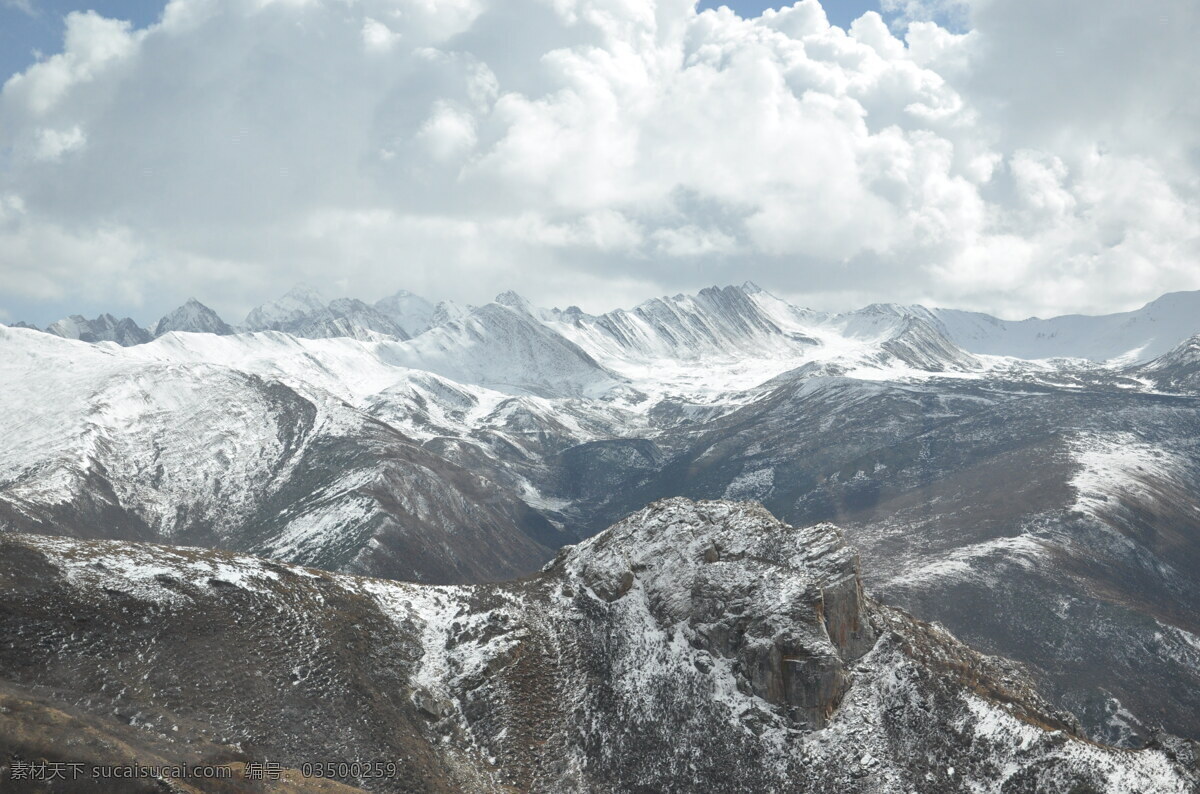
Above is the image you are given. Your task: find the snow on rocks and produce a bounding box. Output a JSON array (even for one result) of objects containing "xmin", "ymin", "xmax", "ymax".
[{"xmin": 1, "ymin": 498, "xmax": 1196, "ymax": 793}]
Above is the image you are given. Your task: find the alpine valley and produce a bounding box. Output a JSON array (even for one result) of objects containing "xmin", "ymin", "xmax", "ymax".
[{"xmin": 4, "ymin": 283, "xmax": 1200, "ymax": 792}]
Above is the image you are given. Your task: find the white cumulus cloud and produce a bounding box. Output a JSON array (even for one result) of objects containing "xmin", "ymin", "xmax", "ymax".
[{"xmin": 0, "ymin": 0, "xmax": 1196, "ymax": 324}]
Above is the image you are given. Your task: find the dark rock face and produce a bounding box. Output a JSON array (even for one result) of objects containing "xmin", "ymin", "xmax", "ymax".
[
  {"xmin": 1, "ymin": 500, "xmax": 1194, "ymax": 792},
  {"xmin": 555, "ymin": 438, "xmax": 663, "ymax": 500}
]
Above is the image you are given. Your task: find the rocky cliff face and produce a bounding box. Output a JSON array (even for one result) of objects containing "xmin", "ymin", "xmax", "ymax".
[
  {"xmin": 562, "ymin": 500, "xmax": 875, "ymax": 729},
  {"xmin": 1, "ymin": 499, "xmax": 1194, "ymax": 793}
]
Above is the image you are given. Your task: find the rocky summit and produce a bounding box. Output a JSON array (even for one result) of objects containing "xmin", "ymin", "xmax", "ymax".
[{"xmin": 2, "ymin": 499, "xmax": 1195, "ymax": 793}]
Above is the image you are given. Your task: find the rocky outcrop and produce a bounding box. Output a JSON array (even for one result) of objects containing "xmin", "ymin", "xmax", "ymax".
[
  {"xmin": 2, "ymin": 499, "xmax": 1194, "ymax": 793},
  {"xmin": 565, "ymin": 499, "xmax": 874, "ymax": 728}
]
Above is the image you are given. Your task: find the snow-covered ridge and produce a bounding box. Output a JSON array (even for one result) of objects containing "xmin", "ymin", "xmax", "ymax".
[
  {"xmin": 16, "ymin": 283, "xmax": 1200, "ymax": 364},
  {"xmin": 1134, "ymin": 333, "xmax": 1200, "ymax": 391},
  {"xmin": 929, "ymin": 290, "xmax": 1200, "ymax": 363}
]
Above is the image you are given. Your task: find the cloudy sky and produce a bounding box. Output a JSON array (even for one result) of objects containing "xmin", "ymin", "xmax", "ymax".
[{"xmin": 0, "ymin": 0, "xmax": 1196, "ymax": 327}]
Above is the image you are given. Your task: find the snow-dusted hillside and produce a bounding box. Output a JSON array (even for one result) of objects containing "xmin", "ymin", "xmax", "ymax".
[
  {"xmin": 929, "ymin": 290, "xmax": 1200, "ymax": 362},
  {"xmin": 1134, "ymin": 333, "xmax": 1200, "ymax": 390},
  {"xmin": 2, "ymin": 500, "xmax": 1193, "ymax": 793},
  {"xmin": 377, "ymin": 302, "xmax": 621, "ymax": 398},
  {"xmin": 0, "ymin": 326, "xmax": 570, "ymax": 584}
]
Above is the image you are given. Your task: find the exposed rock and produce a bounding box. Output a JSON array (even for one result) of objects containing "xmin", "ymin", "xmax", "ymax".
[
  {"xmin": 1, "ymin": 499, "xmax": 1194, "ymax": 793},
  {"xmin": 565, "ymin": 499, "xmax": 875, "ymax": 728}
]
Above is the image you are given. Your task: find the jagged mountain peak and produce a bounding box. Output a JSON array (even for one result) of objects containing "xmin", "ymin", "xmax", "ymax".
[
  {"xmin": 494, "ymin": 289, "xmax": 533, "ymax": 311},
  {"xmin": 546, "ymin": 282, "xmax": 802, "ymax": 368},
  {"xmin": 245, "ymin": 285, "xmax": 327, "ymax": 327},
  {"xmin": 555, "ymin": 304, "xmax": 590, "ymax": 322},
  {"xmin": 44, "ymin": 312, "xmax": 152, "ymax": 346},
  {"xmin": 153, "ymin": 298, "xmax": 233, "ymax": 337},
  {"xmin": 854, "ymin": 301, "xmax": 919, "ymax": 317},
  {"xmin": 282, "ymin": 283, "xmax": 326, "ymax": 303},
  {"xmin": 878, "ymin": 314, "xmax": 978, "ymax": 372},
  {"xmin": 29, "ymin": 285, "xmax": 1200, "ymax": 368},
  {"xmin": 245, "ymin": 286, "xmax": 410, "ymax": 341},
  {"xmin": 428, "ymin": 299, "xmax": 470, "ymax": 327}
]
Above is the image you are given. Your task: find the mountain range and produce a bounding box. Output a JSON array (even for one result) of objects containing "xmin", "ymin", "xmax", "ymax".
[
  {"xmin": 14, "ymin": 283, "xmax": 1200, "ymax": 363},
  {"xmin": 4, "ymin": 282, "xmax": 1200, "ymax": 789}
]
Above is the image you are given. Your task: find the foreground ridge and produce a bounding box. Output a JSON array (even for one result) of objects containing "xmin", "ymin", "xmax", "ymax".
[{"xmin": 1, "ymin": 499, "xmax": 1195, "ymax": 793}]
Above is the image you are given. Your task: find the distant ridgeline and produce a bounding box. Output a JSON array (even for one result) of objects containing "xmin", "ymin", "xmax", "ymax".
[{"xmin": 12, "ymin": 283, "xmax": 1200, "ymax": 363}]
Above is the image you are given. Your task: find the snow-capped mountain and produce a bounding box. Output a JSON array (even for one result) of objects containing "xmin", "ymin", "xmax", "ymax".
[
  {"xmin": 244, "ymin": 285, "xmax": 411, "ymax": 341},
  {"xmin": 45, "ymin": 313, "xmax": 152, "ymax": 346},
  {"xmin": 0, "ymin": 325, "xmax": 570, "ymax": 584},
  {"xmin": 4, "ymin": 313, "xmax": 153, "ymax": 345},
  {"xmin": 928, "ymin": 290, "xmax": 1200, "ymax": 362},
  {"xmin": 5, "ymin": 282, "xmax": 1200, "ymax": 755},
  {"xmin": 374, "ymin": 288, "xmax": 438, "ymax": 337},
  {"xmin": 2, "ymin": 500, "xmax": 1193, "ymax": 793},
  {"xmin": 378, "ymin": 301, "xmax": 622, "ymax": 397},
  {"xmin": 152, "ymin": 297, "xmax": 234, "ymax": 337},
  {"xmin": 24, "ymin": 283, "xmax": 1200, "ymax": 366},
  {"xmin": 545, "ymin": 283, "xmax": 806, "ymax": 361}
]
